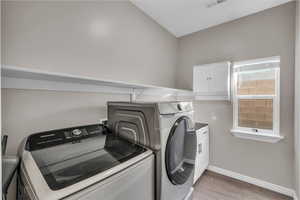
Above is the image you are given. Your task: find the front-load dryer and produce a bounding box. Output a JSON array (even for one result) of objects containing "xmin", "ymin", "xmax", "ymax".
[
  {"xmin": 107, "ymin": 101, "xmax": 197, "ymax": 200},
  {"xmin": 157, "ymin": 102, "xmax": 196, "ymax": 200}
]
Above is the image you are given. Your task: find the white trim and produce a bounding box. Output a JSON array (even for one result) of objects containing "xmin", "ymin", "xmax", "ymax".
[
  {"xmin": 1, "ymin": 65, "xmax": 194, "ymax": 97},
  {"xmin": 295, "ymin": 0, "xmax": 300, "ymax": 198},
  {"xmin": 236, "ymin": 95, "xmax": 275, "ymax": 99},
  {"xmin": 231, "ymin": 129, "xmax": 284, "ymax": 143},
  {"xmin": 234, "ymin": 126, "xmax": 274, "ymax": 135},
  {"xmin": 275, "ymin": 67, "xmax": 281, "ymax": 139},
  {"xmin": 207, "ymin": 165, "xmax": 296, "ymax": 198},
  {"xmin": 2, "ymin": 77, "xmax": 132, "ymax": 94},
  {"xmin": 232, "ymin": 57, "xmax": 281, "ymax": 139},
  {"xmin": 195, "ymin": 95, "xmax": 230, "ymax": 101},
  {"xmin": 233, "ymin": 56, "xmax": 280, "ymax": 68}
]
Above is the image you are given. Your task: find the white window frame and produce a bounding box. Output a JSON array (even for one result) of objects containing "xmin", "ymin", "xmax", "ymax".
[{"xmin": 231, "ymin": 56, "xmax": 283, "ymax": 143}]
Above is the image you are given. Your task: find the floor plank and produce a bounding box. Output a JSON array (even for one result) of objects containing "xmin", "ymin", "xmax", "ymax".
[{"xmin": 193, "ymin": 171, "xmax": 293, "ymax": 200}]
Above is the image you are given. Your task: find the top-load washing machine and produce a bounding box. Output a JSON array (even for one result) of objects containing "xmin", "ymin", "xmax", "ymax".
[
  {"xmin": 107, "ymin": 101, "xmax": 197, "ymax": 200},
  {"xmin": 18, "ymin": 124, "xmax": 155, "ymax": 200}
]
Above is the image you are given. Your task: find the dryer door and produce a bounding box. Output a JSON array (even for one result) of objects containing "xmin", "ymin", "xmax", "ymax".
[{"xmin": 165, "ymin": 116, "xmax": 196, "ymax": 185}]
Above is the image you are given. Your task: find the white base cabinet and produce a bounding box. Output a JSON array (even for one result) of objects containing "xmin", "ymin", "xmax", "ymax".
[{"xmin": 194, "ymin": 125, "xmax": 209, "ymax": 184}]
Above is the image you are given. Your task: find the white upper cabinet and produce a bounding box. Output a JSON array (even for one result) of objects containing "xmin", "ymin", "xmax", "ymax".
[{"xmin": 193, "ymin": 62, "xmax": 231, "ymax": 100}]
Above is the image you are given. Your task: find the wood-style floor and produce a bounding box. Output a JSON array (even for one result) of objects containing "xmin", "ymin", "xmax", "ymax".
[{"xmin": 193, "ymin": 171, "xmax": 292, "ymax": 200}]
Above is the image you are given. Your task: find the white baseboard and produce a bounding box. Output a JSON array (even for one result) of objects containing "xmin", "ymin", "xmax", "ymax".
[{"xmin": 207, "ymin": 165, "xmax": 297, "ymax": 199}]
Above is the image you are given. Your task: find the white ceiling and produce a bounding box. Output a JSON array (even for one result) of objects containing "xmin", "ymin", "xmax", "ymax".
[{"xmin": 131, "ymin": 0, "xmax": 294, "ymax": 37}]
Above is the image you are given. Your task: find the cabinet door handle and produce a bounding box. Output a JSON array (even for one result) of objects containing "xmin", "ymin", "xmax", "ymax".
[{"xmin": 198, "ymin": 143, "xmax": 202, "ymax": 154}]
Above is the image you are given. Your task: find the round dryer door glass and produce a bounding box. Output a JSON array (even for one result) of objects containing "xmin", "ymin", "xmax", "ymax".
[{"xmin": 165, "ymin": 116, "xmax": 196, "ymax": 185}]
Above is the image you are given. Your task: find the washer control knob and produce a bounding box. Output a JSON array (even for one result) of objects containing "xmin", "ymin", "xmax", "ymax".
[{"xmin": 72, "ymin": 129, "xmax": 82, "ymax": 137}]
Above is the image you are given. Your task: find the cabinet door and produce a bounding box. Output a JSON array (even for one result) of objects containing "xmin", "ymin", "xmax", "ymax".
[
  {"xmin": 193, "ymin": 66, "xmax": 210, "ymax": 94},
  {"xmin": 209, "ymin": 63, "xmax": 230, "ymax": 96},
  {"xmin": 194, "ymin": 133, "xmax": 201, "ymax": 183},
  {"xmin": 194, "ymin": 128, "xmax": 209, "ymax": 184},
  {"xmin": 196, "ymin": 136, "xmax": 207, "ymax": 171},
  {"xmin": 200, "ymin": 129, "xmax": 209, "ymax": 168},
  {"xmin": 193, "ymin": 152, "xmax": 200, "ymax": 184}
]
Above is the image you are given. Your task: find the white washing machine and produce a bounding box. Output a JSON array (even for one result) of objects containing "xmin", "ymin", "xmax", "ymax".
[
  {"xmin": 18, "ymin": 124, "xmax": 155, "ymax": 200},
  {"xmin": 108, "ymin": 101, "xmax": 197, "ymax": 200}
]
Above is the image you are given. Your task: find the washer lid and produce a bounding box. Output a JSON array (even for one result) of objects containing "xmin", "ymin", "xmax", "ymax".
[{"xmin": 29, "ymin": 133, "xmax": 147, "ymax": 190}]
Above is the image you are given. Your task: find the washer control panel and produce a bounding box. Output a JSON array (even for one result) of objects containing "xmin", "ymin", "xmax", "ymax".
[{"xmin": 26, "ymin": 124, "xmax": 104, "ymax": 151}]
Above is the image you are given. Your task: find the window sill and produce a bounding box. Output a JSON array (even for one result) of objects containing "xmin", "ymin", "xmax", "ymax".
[{"xmin": 230, "ymin": 129, "xmax": 284, "ymax": 143}]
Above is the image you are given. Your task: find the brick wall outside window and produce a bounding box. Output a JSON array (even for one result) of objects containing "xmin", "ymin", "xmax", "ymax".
[
  {"xmin": 237, "ymin": 79, "xmax": 275, "ymax": 130},
  {"xmin": 238, "ymin": 79, "xmax": 275, "ymax": 95}
]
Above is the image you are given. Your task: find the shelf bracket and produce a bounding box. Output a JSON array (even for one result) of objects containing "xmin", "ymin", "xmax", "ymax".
[{"xmin": 130, "ymin": 88, "xmax": 136, "ymax": 102}]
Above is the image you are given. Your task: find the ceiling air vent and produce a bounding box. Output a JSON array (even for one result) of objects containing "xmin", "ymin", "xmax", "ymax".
[{"xmin": 206, "ymin": 0, "xmax": 227, "ymax": 8}]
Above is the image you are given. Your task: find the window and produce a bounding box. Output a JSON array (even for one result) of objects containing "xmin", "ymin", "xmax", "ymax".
[{"xmin": 231, "ymin": 57, "xmax": 282, "ymax": 143}]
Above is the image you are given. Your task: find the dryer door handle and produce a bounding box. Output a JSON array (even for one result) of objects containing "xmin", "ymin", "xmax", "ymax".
[{"xmin": 198, "ymin": 143, "xmax": 202, "ymax": 154}]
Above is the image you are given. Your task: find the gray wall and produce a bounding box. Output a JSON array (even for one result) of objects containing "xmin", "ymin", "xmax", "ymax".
[
  {"xmin": 1, "ymin": 89, "xmax": 125, "ymax": 200},
  {"xmin": 1, "ymin": 89, "xmax": 176, "ymax": 200},
  {"xmin": 1, "ymin": 89, "xmax": 175, "ymax": 155},
  {"xmin": 1, "ymin": 89, "xmax": 127, "ymax": 155},
  {"xmin": 1, "ymin": 0, "xmax": 297, "ymax": 198},
  {"xmin": 1, "ymin": 1, "xmax": 178, "ymax": 88},
  {"xmin": 1, "ymin": 0, "xmax": 179, "ymax": 154},
  {"xmin": 1, "ymin": 1, "xmax": 178, "ymax": 199},
  {"xmin": 177, "ymin": 2, "xmax": 296, "ymax": 189},
  {"xmin": 295, "ymin": 0, "xmax": 300, "ymax": 197}
]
